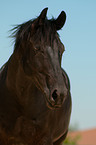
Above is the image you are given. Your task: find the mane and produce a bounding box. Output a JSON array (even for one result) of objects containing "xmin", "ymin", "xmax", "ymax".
[
  {"xmin": 10, "ymin": 19, "xmax": 35, "ymax": 50},
  {"xmin": 10, "ymin": 17, "xmax": 58, "ymax": 51}
]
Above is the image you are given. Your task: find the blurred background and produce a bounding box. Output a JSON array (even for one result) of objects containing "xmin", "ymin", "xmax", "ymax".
[{"xmin": 0, "ymin": 0, "xmax": 96, "ymax": 133}]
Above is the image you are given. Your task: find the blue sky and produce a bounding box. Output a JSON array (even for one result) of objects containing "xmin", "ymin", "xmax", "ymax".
[{"xmin": 0, "ymin": 0, "xmax": 96, "ymax": 130}]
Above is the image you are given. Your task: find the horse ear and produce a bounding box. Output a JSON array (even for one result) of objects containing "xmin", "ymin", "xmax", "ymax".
[
  {"xmin": 54, "ymin": 11, "xmax": 66, "ymax": 30},
  {"xmin": 38, "ymin": 8, "xmax": 48, "ymax": 25},
  {"xmin": 31, "ymin": 8, "xmax": 48, "ymax": 30}
]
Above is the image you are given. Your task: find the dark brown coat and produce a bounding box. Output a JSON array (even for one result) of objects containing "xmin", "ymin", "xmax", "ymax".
[{"xmin": 0, "ymin": 8, "xmax": 71, "ymax": 145}]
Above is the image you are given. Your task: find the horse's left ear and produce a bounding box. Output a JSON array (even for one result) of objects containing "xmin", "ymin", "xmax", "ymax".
[
  {"xmin": 38, "ymin": 7, "xmax": 48, "ymax": 25},
  {"xmin": 54, "ymin": 11, "xmax": 66, "ymax": 30}
]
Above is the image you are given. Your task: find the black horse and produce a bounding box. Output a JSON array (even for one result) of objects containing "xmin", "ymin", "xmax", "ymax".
[{"xmin": 0, "ymin": 8, "xmax": 71, "ymax": 145}]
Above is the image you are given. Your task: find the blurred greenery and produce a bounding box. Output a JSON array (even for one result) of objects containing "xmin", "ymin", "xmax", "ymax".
[
  {"xmin": 63, "ymin": 135, "xmax": 80, "ymax": 145},
  {"xmin": 63, "ymin": 124, "xmax": 80, "ymax": 145}
]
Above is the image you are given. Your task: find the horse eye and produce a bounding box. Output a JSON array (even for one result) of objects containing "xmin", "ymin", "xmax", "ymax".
[
  {"xmin": 35, "ymin": 46, "xmax": 44, "ymax": 55},
  {"xmin": 33, "ymin": 46, "xmax": 41, "ymax": 55},
  {"xmin": 35, "ymin": 46, "xmax": 40, "ymax": 51}
]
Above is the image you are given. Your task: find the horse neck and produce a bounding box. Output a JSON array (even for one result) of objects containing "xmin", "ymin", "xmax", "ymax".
[
  {"xmin": 6, "ymin": 52, "xmax": 20, "ymax": 94},
  {"xmin": 6, "ymin": 52, "xmax": 34, "ymax": 106}
]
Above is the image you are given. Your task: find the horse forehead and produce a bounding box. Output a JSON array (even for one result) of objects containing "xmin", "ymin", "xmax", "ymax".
[{"xmin": 44, "ymin": 46, "xmax": 59, "ymax": 61}]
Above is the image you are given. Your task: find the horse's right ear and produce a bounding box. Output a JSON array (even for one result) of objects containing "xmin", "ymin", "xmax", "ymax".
[{"xmin": 38, "ymin": 8, "xmax": 48, "ymax": 25}]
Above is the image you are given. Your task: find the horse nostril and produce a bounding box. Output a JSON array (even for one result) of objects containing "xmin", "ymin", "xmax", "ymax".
[{"xmin": 52, "ymin": 89, "xmax": 58, "ymax": 101}]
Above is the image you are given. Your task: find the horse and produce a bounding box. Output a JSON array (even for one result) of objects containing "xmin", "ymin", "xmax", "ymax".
[{"xmin": 0, "ymin": 8, "xmax": 72, "ymax": 145}]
